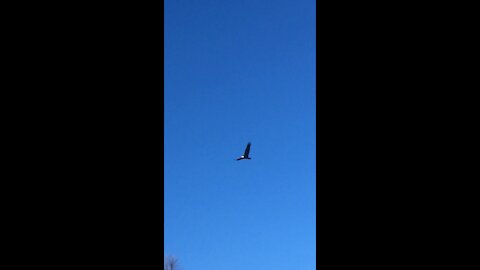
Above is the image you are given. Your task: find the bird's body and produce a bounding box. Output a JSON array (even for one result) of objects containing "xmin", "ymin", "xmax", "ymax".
[{"xmin": 236, "ymin": 143, "xmax": 252, "ymax": 160}]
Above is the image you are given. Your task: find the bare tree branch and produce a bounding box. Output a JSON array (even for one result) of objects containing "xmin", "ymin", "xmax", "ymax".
[{"xmin": 164, "ymin": 255, "xmax": 179, "ymax": 270}]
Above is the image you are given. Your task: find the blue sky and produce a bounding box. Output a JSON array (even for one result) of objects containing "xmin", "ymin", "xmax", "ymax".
[{"xmin": 164, "ymin": 0, "xmax": 315, "ymax": 269}]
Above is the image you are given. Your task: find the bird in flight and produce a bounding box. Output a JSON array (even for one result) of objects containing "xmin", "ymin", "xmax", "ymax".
[{"xmin": 236, "ymin": 142, "xmax": 252, "ymax": 161}]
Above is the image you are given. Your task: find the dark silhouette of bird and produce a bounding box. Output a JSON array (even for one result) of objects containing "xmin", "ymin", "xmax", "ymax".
[{"xmin": 236, "ymin": 142, "xmax": 252, "ymax": 161}]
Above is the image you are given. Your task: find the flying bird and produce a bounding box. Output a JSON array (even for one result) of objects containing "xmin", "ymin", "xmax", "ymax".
[{"xmin": 236, "ymin": 142, "xmax": 252, "ymax": 161}]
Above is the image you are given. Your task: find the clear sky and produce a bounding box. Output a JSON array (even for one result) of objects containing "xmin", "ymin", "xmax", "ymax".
[{"xmin": 164, "ymin": 0, "xmax": 316, "ymax": 269}]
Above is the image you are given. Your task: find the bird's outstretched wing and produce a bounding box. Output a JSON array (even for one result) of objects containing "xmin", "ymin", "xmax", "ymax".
[{"xmin": 243, "ymin": 142, "xmax": 251, "ymax": 157}]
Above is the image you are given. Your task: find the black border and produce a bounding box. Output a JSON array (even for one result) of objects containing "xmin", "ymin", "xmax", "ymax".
[
  {"xmin": 317, "ymin": 2, "xmax": 459, "ymax": 267},
  {"xmin": 22, "ymin": 1, "xmax": 167, "ymax": 267}
]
